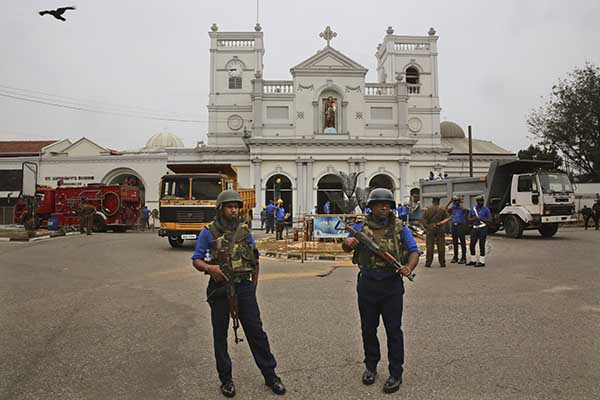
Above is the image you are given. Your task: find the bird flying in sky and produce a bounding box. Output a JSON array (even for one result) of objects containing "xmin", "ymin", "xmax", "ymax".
[{"xmin": 39, "ymin": 6, "xmax": 76, "ymax": 22}]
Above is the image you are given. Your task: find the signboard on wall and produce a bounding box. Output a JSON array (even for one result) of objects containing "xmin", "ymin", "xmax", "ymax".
[
  {"xmin": 44, "ymin": 175, "xmax": 95, "ymax": 187},
  {"xmin": 313, "ymin": 216, "xmax": 349, "ymax": 239}
]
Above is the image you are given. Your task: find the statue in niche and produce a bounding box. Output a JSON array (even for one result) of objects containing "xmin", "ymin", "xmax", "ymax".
[{"xmin": 323, "ymin": 96, "xmax": 337, "ymax": 133}]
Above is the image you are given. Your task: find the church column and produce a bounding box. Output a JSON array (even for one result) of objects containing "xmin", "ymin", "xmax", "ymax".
[
  {"xmin": 296, "ymin": 159, "xmax": 304, "ymax": 218},
  {"xmin": 306, "ymin": 160, "xmax": 314, "ymax": 211},
  {"xmin": 396, "ymin": 74, "xmax": 409, "ymax": 138},
  {"xmin": 252, "ymin": 73, "xmax": 264, "ymax": 136},
  {"xmin": 312, "ymin": 101, "xmax": 319, "ymax": 133},
  {"xmin": 399, "ymin": 159, "xmax": 410, "ymax": 202},
  {"xmin": 359, "ymin": 160, "xmax": 367, "ymax": 188},
  {"xmin": 251, "ymin": 158, "xmax": 263, "ymax": 226}
]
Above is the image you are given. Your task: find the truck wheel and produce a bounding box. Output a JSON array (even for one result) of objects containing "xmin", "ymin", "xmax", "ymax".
[
  {"xmin": 92, "ymin": 215, "xmax": 107, "ymax": 232},
  {"xmin": 503, "ymin": 215, "xmax": 524, "ymax": 238},
  {"xmin": 168, "ymin": 236, "xmax": 184, "ymax": 248},
  {"xmin": 539, "ymin": 223, "xmax": 559, "ymax": 238}
]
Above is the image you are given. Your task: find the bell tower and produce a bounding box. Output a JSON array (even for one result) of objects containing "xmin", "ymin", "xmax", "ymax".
[{"xmin": 207, "ymin": 23, "xmax": 265, "ymax": 145}]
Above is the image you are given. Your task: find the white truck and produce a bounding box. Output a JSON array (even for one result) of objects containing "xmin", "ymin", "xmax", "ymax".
[{"xmin": 419, "ymin": 160, "xmax": 577, "ymax": 238}]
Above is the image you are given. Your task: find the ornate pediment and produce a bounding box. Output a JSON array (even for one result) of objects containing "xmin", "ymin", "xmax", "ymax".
[{"xmin": 290, "ymin": 46, "xmax": 368, "ymax": 77}]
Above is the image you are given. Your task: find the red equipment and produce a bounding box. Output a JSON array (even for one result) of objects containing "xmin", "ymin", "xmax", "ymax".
[{"xmin": 14, "ymin": 184, "xmax": 141, "ymax": 232}]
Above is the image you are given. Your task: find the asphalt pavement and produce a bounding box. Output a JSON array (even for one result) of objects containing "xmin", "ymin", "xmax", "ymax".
[{"xmin": 1, "ymin": 228, "xmax": 599, "ymax": 400}]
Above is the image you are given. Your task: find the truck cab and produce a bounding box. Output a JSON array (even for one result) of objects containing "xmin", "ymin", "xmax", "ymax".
[
  {"xmin": 158, "ymin": 164, "xmax": 255, "ymax": 248},
  {"xmin": 499, "ymin": 171, "xmax": 576, "ymax": 237}
]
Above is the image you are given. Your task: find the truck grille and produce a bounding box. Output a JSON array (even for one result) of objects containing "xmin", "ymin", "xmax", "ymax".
[
  {"xmin": 543, "ymin": 204, "xmax": 574, "ymax": 215},
  {"xmin": 160, "ymin": 206, "xmax": 216, "ymax": 223}
]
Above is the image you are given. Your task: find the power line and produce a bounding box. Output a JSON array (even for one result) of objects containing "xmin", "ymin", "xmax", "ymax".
[
  {"xmin": 0, "ymin": 83, "xmax": 187, "ymax": 117},
  {"xmin": 0, "ymin": 91, "xmax": 253, "ymax": 124}
]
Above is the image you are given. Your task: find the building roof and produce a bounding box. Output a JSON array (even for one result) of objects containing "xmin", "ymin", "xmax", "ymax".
[
  {"xmin": 144, "ymin": 132, "xmax": 184, "ymax": 149},
  {"xmin": 0, "ymin": 140, "xmax": 58, "ymax": 156},
  {"xmin": 440, "ymin": 121, "xmax": 465, "ymax": 138},
  {"xmin": 442, "ymin": 138, "xmax": 514, "ymax": 155}
]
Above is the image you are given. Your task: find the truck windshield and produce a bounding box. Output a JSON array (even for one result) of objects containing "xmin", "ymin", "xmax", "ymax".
[
  {"xmin": 161, "ymin": 178, "xmax": 190, "ymax": 199},
  {"xmin": 192, "ymin": 177, "xmax": 222, "ymax": 200},
  {"xmin": 538, "ymin": 173, "xmax": 573, "ymax": 194}
]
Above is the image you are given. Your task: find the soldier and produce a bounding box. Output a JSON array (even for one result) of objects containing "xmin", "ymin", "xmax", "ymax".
[
  {"xmin": 467, "ymin": 195, "xmax": 492, "ymax": 267},
  {"xmin": 342, "ymin": 188, "xmax": 420, "ymax": 394},
  {"xmin": 191, "ymin": 190, "xmax": 285, "ymax": 398},
  {"xmin": 446, "ymin": 196, "xmax": 467, "ymax": 264},
  {"xmin": 78, "ymin": 197, "xmax": 95, "ymax": 235},
  {"xmin": 422, "ymin": 197, "xmax": 450, "ymax": 268}
]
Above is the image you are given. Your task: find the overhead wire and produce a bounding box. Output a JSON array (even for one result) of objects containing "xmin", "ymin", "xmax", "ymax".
[{"xmin": 0, "ymin": 88, "xmax": 254, "ymax": 124}]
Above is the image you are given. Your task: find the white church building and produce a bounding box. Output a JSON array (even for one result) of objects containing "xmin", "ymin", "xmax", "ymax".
[
  {"xmin": 168, "ymin": 24, "xmax": 514, "ymax": 219},
  {"xmin": 0, "ymin": 25, "xmax": 514, "ymax": 224}
]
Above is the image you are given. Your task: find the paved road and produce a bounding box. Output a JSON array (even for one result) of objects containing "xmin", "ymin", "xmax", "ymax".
[{"xmin": 1, "ymin": 228, "xmax": 599, "ymax": 400}]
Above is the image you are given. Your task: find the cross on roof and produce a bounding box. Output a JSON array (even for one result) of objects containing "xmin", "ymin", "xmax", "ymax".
[{"xmin": 319, "ymin": 26, "xmax": 337, "ymax": 47}]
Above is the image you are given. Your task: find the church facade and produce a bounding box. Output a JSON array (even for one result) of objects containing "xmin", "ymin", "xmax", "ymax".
[{"xmin": 168, "ymin": 24, "xmax": 514, "ymax": 221}]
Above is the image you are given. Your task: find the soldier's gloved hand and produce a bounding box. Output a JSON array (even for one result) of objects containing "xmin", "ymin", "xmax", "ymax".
[
  {"xmin": 343, "ymin": 237, "xmax": 360, "ymax": 249},
  {"xmin": 205, "ymin": 265, "xmax": 229, "ymax": 283}
]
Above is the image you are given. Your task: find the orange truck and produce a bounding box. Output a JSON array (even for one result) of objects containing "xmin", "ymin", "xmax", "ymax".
[{"xmin": 158, "ymin": 164, "xmax": 255, "ymax": 247}]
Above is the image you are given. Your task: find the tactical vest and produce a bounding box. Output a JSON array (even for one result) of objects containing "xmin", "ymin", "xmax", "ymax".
[
  {"xmin": 207, "ymin": 221, "xmax": 257, "ymax": 279},
  {"xmin": 352, "ymin": 217, "xmax": 409, "ymax": 273}
]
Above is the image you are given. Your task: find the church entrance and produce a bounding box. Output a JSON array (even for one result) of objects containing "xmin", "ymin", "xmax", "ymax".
[
  {"xmin": 317, "ymin": 174, "xmax": 343, "ymax": 213},
  {"xmin": 369, "ymin": 174, "xmax": 395, "ymax": 190},
  {"xmin": 265, "ymin": 174, "xmax": 293, "ymax": 216}
]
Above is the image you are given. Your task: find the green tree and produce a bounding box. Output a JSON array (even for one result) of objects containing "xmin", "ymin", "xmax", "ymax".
[
  {"xmin": 517, "ymin": 144, "xmax": 563, "ymax": 170},
  {"xmin": 527, "ymin": 63, "xmax": 600, "ymax": 182}
]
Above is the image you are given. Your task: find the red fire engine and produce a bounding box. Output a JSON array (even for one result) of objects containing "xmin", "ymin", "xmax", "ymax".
[{"xmin": 14, "ymin": 184, "xmax": 141, "ymax": 232}]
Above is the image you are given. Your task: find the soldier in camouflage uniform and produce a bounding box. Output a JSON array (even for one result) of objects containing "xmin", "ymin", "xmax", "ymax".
[
  {"xmin": 342, "ymin": 188, "xmax": 420, "ymax": 394},
  {"xmin": 422, "ymin": 197, "xmax": 450, "ymax": 268},
  {"xmin": 78, "ymin": 198, "xmax": 96, "ymax": 235},
  {"xmin": 191, "ymin": 190, "xmax": 285, "ymax": 398}
]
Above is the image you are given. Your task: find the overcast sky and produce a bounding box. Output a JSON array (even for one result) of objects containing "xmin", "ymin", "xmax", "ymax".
[{"xmin": 1, "ymin": 0, "xmax": 599, "ymax": 152}]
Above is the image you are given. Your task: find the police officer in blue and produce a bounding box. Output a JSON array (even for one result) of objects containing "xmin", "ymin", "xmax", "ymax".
[
  {"xmin": 191, "ymin": 190, "xmax": 286, "ymax": 397},
  {"xmin": 396, "ymin": 202, "xmax": 409, "ymax": 223},
  {"xmin": 265, "ymin": 200, "xmax": 276, "ymax": 234},
  {"xmin": 467, "ymin": 194, "xmax": 492, "ymax": 267},
  {"xmin": 342, "ymin": 188, "xmax": 420, "ymax": 394},
  {"xmin": 445, "ymin": 195, "xmax": 467, "ymax": 264}
]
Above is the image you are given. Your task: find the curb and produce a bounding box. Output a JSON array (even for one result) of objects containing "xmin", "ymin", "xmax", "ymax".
[{"xmin": 0, "ymin": 231, "xmax": 82, "ymax": 243}]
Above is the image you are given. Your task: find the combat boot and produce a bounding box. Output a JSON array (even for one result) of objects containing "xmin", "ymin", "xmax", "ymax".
[
  {"xmin": 458, "ymin": 257, "xmax": 466, "ymax": 264},
  {"xmin": 265, "ymin": 376, "xmax": 286, "ymax": 395},
  {"xmin": 466, "ymin": 254, "xmax": 476, "ymax": 266},
  {"xmin": 362, "ymin": 369, "xmax": 377, "ymax": 385},
  {"xmin": 382, "ymin": 376, "xmax": 402, "ymax": 393},
  {"xmin": 450, "ymin": 257, "xmax": 458, "ymax": 263},
  {"xmin": 475, "ymin": 256, "xmax": 486, "ymax": 267},
  {"xmin": 220, "ymin": 381, "xmax": 236, "ymax": 398}
]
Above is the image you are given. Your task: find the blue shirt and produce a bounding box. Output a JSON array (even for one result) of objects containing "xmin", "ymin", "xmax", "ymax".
[
  {"xmin": 191, "ymin": 226, "xmax": 257, "ymax": 260},
  {"xmin": 266, "ymin": 204, "xmax": 276, "ymax": 216},
  {"xmin": 276, "ymin": 207, "xmax": 285, "ymax": 221},
  {"xmin": 469, "ymin": 205, "xmax": 492, "ymax": 223},
  {"xmin": 397, "ymin": 205, "xmax": 408, "ymax": 217},
  {"xmin": 324, "ymin": 203, "xmax": 331, "ymax": 214},
  {"xmin": 142, "ymin": 208, "xmax": 151, "ymax": 218},
  {"xmin": 449, "ymin": 204, "xmax": 467, "ymax": 224}
]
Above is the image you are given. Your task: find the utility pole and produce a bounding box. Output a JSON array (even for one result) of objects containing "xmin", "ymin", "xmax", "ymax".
[{"xmin": 468, "ymin": 125, "xmax": 473, "ymax": 177}]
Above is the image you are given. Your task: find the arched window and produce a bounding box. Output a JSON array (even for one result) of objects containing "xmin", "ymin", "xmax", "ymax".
[
  {"xmin": 369, "ymin": 174, "xmax": 395, "ymax": 190},
  {"xmin": 406, "ymin": 67, "xmax": 419, "ymax": 85},
  {"xmin": 317, "ymin": 174, "xmax": 343, "ymax": 213},
  {"xmin": 265, "ymin": 174, "xmax": 293, "ymax": 215}
]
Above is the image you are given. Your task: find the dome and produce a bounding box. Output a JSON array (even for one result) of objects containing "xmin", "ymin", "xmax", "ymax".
[
  {"xmin": 144, "ymin": 132, "xmax": 184, "ymax": 149},
  {"xmin": 440, "ymin": 121, "xmax": 465, "ymax": 138}
]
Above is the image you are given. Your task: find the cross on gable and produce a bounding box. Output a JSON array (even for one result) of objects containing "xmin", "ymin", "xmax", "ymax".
[{"xmin": 319, "ymin": 26, "xmax": 337, "ymax": 47}]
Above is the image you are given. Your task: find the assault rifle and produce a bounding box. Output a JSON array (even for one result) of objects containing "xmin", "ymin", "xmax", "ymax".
[
  {"xmin": 214, "ymin": 236, "xmax": 244, "ymax": 344},
  {"xmin": 337, "ymin": 218, "xmax": 416, "ymax": 281}
]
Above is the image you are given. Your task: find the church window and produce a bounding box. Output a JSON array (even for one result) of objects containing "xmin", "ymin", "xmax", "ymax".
[
  {"xmin": 406, "ymin": 67, "xmax": 419, "ymax": 84},
  {"xmin": 228, "ymin": 77, "xmax": 242, "ymax": 89}
]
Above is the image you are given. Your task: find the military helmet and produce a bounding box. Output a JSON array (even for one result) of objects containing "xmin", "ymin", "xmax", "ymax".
[
  {"xmin": 475, "ymin": 195, "xmax": 485, "ymax": 201},
  {"xmin": 366, "ymin": 188, "xmax": 396, "ymax": 208},
  {"xmin": 216, "ymin": 190, "xmax": 243, "ymax": 209}
]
